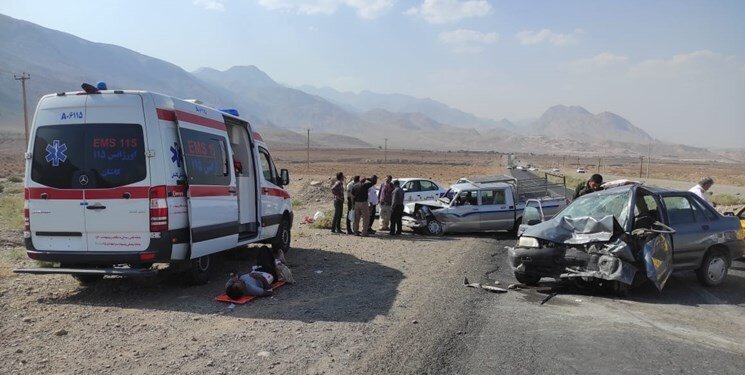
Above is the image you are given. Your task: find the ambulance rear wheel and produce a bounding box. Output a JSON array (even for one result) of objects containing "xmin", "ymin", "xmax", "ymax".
[
  {"xmin": 272, "ymin": 218, "xmax": 291, "ymax": 254},
  {"xmin": 186, "ymin": 255, "xmax": 212, "ymax": 285}
]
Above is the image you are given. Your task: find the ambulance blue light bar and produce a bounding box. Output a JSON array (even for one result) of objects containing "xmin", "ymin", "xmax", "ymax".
[{"xmin": 219, "ymin": 108, "xmax": 240, "ymax": 116}]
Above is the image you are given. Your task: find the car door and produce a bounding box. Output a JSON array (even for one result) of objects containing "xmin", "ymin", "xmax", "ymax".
[
  {"xmin": 479, "ymin": 188, "xmax": 514, "ymax": 231},
  {"xmin": 174, "ymin": 103, "xmax": 239, "ymax": 258},
  {"xmin": 83, "ymin": 94, "xmax": 151, "ymax": 252},
  {"xmin": 447, "ymin": 190, "xmax": 480, "ymax": 232},
  {"xmin": 419, "ymin": 180, "xmax": 440, "ymax": 201},
  {"xmin": 403, "ymin": 180, "xmax": 422, "ymax": 203},
  {"xmin": 661, "ymin": 194, "xmax": 714, "ymax": 269}
]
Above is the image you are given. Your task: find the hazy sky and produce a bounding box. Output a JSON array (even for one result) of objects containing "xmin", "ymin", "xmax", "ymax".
[{"xmin": 1, "ymin": 1, "xmax": 744, "ymax": 148}]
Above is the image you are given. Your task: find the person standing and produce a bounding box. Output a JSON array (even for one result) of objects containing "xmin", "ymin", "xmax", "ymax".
[
  {"xmin": 368, "ymin": 178, "xmax": 380, "ymax": 234},
  {"xmin": 573, "ymin": 174, "xmax": 604, "ymax": 199},
  {"xmin": 689, "ymin": 177, "xmax": 716, "ymax": 207},
  {"xmin": 330, "ymin": 172, "xmax": 345, "ymax": 233},
  {"xmin": 345, "ymin": 176, "xmax": 359, "ymax": 234},
  {"xmin": 390, "ymin": 180, "xmax": 405, "ymax": 236},
  {"xmin": 378, "ymin": 175, "xmax": 394, "ymax": 231},
  {"xmin": 353, "ymin": 176, "xmax": 376, "ymax": 236}
]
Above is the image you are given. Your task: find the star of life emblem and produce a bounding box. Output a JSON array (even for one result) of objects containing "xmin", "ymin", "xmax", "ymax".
[{"xmin": 45, "ymin": 140, "xmax": 68, "ymax": 167}]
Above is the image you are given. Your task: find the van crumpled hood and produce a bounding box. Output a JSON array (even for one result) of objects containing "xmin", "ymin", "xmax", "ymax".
[{"xmin": 521, "ymin": 215, "xmax": 623, "ymax": 245}]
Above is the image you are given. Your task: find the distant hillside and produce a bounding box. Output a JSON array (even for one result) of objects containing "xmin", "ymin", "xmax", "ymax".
[
  {"xmin": 521, "ymin": 105, "xmax": 653, "ymax": 144},
  {"xmin": 0, "ymin": 13, "xmax": 234, "ymax": 128},
  {"xmin": 298, "ymin": 85, "xmax": 509, "ymax": 130},
  {"xmin": 193, "ymin": 66, "xmax": 370, "ymax": 134},
  {"xmin": 0, "ymin": 13, "xmax": 727, "ymax": 159}
]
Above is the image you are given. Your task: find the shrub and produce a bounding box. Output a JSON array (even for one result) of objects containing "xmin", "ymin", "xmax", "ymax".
[
  {"xmin": 0, "ymin": 195, "xmax": 24, "ymax": 231},
  {"xmin": 310, "ymin": 210, "xmax": 335, "ymax": 229},
  {"xmin": 711, "ymin": 194, "xmax": 745, "ymax": 206},
  {"xmin": 291, "ymin": 198, "xmax": 304, "ymax": 208},
  {"xmin": 0, "ymin": 184, "xmax": 4, "ymax": 194},
  {"xmin": 7, "ymin": 176, "xmax": 23, "ymax": 183}
]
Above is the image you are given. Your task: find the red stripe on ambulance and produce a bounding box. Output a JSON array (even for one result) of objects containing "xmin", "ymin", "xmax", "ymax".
[{"xmin": 262, "ymin": 187, "xmax": 290, "ymax": 199}]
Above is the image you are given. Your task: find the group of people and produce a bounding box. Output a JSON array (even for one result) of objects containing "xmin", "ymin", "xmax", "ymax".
[
  {"xmin": 330, "ymin": 172, "xmax": 405, "ymax": 236},
  {"xmin": 573, "ymin": 173, "xmax": 717, "ymax": 208}
]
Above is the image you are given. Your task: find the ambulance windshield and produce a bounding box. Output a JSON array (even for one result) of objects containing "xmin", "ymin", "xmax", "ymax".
[{"xmin": 31, "ymin": 124, "xmax": 146, "ymax": 189}]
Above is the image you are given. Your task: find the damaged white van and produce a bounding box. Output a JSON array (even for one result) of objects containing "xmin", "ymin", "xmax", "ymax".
[{"xmin": 15, "ymin": 83, "xmax": 293, "ymax": 284}]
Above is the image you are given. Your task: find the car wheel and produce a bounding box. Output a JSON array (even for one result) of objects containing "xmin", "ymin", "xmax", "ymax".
[
  {"xmin": 514, "ymin": 272, "xmax": 540, "ymax": 286},
  {"xmin": 696, "ymin": 249, "xmax": 729, "ymax": 287},
  {"xmin": 610, "ymin": 281, "xmax": 629, "ymax": 297},
  {"xmin": 426, "ymin": 219, "xmax": 443, "ymax": 236},
  {"xmin": 186, "ymin": 254, "xmax": 212, "ymax": 285},
  {"xmin": 272, "ymin": 218, "xmax": 291, "ymax": 254}
]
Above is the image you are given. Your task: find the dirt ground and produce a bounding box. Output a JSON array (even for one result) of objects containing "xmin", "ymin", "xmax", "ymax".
[{"xmin": 1, "ymin": 145, "xmax": 745, "ymax": 374}]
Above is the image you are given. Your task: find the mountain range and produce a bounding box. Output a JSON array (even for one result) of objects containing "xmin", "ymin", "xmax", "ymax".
[{"xmin": 0, "ymin": 13, "xmax": 723, "ymax": 159}]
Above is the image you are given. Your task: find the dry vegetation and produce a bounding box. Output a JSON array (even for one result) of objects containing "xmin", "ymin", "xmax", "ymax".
[{"xmin": 518, "ymin": 152, "xmax": 745, "ymax": 187}]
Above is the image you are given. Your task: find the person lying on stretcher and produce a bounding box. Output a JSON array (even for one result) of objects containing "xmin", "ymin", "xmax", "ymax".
[{"xmin": 225, "ymin": 271, "xmax": 275, "ymax": 299}]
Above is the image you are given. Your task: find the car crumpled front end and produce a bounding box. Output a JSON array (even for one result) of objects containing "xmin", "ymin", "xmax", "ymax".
[{"xmin": 507, "ymin": 215, "xmax": 673, "ymax": 291}]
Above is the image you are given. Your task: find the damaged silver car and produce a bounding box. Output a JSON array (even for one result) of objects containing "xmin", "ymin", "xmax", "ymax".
[{"xmin": 508, "ymin": 185, "xmax": 745, "ymax": 295}]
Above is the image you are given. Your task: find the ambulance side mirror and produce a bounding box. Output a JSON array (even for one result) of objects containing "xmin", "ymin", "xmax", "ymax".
[{"xmin": 280, "ymin": 169, "xmax": 290, "ymax": 187}]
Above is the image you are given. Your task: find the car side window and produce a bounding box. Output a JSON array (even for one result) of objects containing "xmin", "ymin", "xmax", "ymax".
[
  {"xmin": 663, "ymin": 196, "xmax": 696, "ymax": 225},
  {"xmin": 420, "ymin": 180, "xmax": 436, "ymax": 191},
  {"xmin": 405, "ymin": 181, "xmax": 421, "ymax": 192},
  {"xmin": 480, "ymin": 190, "xmax": 506, "ymax": 205}
]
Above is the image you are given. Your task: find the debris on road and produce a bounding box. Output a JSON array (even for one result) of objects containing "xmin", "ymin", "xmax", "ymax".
[
  {"xmin": 540, "ymin": 292, "xmax": 558, "ymax": 305},
  {"xmin": 463, "ymin": 277, "xmax": 508, "ymax": 293},
  {"xmin": 480, "ymin": 285, "xmax": 508, "ymax": 293}
]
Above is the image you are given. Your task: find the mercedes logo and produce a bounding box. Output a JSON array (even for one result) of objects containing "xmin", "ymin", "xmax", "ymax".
[{"xmin": 78, "ymin": 175, "xmax": 89, "ymax": 186}]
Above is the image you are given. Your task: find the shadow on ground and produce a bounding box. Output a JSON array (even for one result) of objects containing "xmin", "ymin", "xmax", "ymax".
[{"xmin": 40, "ymin": 246, "xmax": 404, "ymax": 323}]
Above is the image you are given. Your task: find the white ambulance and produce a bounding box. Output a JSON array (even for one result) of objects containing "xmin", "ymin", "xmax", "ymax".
[{"xmin": 16, "ymin": 84, "xmax": 293, "ymax": 284}]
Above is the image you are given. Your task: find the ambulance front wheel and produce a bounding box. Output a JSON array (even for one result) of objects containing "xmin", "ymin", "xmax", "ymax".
[
  {"xmin": 186, "ymin": 254, "xmax": 213, "ymax": 285},
  {"xmin": 272, "ymin": 218, "xmax": 291, "ymax": 254}
]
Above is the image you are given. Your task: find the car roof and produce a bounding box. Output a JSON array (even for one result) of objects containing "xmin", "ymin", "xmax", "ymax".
[{"xmin": 451, "ymin": 182, "xmax": 511, "ymax": 190}]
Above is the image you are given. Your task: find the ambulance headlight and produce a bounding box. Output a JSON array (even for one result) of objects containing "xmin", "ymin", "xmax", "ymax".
[{"xmin": 517, "ymin": 237, "xmax": 540, "ymax": 248}]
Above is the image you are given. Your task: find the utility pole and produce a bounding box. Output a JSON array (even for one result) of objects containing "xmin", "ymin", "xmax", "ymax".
[
  {"xmin": 639, "ymin": 156, "xmax": 644, "ymax": 178},
  {"xmin": 306, "ymin": 128, "xmax": 310, "ymax": 171},
  {"xmin": 14, "ymin": 72, "xmax": 31, "ymax": 144},
  {"xmin": 598, "ymin": 157, "xmax": 601, "ymax": 173},
  {"xmin": 384, "ymin": 138, "xmax": 388, "ymax": 163},
  {"xmin": 646, "ymin": 141, "xmax": 651, "ymax": 179}
]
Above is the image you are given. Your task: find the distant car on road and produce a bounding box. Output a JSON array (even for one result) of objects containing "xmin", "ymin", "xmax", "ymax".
[
  {"xmin": 528, "ymin": 167, "xmax": 538, "ymax": 171},
  {"xmin": 508, "ymin": 184, "xmax": 745, "ymax": 295},
  {"xmin": 515, "ymin": 166, "xmax": 525, "ymax": 170},
  {"xmin": 576, "ymin": 168, "xmax": 586, "ymax": 173},
  {"xmin": 550, "ymin": 168, "xmax": 561, "ymax": 173}
]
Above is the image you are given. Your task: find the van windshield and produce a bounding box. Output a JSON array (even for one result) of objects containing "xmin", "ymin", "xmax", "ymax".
[{"xmin": 31, "ymin": 124, "xmax": 146, "ymax": 189}]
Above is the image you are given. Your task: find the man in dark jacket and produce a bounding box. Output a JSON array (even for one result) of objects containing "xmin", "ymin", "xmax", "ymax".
[
  {"xmin": 353, "ymin": 176, "xmax": 377, "ymax": 236},
  {"xmin": 574, "ymin": 174, "xmax": 604, "ymax": 199},
  {"xmin": 330, "ymin": 172, "xmax": 345, "ymax": 233},
  {"xmin": 389, "ymin": 180, "xmax": 405, "ymax": 236}
]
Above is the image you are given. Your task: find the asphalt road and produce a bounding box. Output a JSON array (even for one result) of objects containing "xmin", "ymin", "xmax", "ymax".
[{"xmin": 355, "ymin": 236, "xmax": 745, "ymax": 374}]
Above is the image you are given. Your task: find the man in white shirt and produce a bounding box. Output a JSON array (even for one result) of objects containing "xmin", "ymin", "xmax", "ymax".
[
  {"xmin": 367, "ymin": 176, "xmax": 380, "ymax": 234},
  {"xmin": 689, "ymin": 177, "xmax": 716, "ymax": 207}
]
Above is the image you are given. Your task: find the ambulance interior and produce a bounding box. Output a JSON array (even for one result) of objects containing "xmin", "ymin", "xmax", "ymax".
[{"xmin": 224, "ymin": 116, "xmax": 259, "ymax": 240}]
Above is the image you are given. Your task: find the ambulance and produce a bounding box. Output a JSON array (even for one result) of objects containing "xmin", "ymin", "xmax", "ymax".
[{"xmin": 15, "ymin": 83, "xmax": 293, "ymax": 284}]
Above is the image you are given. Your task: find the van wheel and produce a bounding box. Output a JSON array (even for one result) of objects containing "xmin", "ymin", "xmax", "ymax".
[
  {"xmin": 514, "ymin": 272, "xmax": 540, "ymax": 286},
  {"xmin": 186, "ymin": 255, "xmax": 212, "ymax": 285},
  {"xmin": 272, "ymin": 218, "xmax": 291, "ymax": 254},
  {"xmin": 72, "ymin": 274, "xmax": 103, "ymax": 285},
  {"xmin": 696, "ymin": 249, "xmax": 729, "ymax": 287}
]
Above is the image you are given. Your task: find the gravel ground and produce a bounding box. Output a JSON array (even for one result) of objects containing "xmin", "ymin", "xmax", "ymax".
[{"xmin": 1, "ymin": 179, "xmax": 744, "ymax": 374}]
